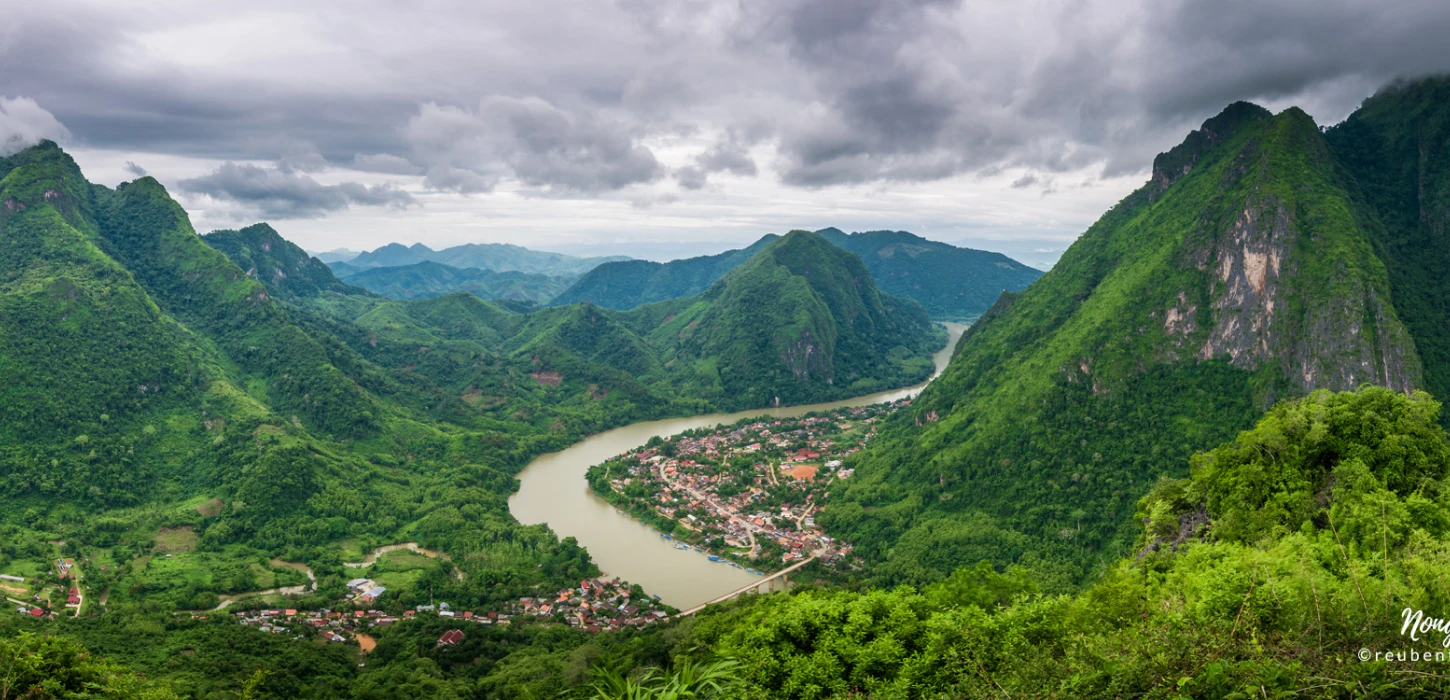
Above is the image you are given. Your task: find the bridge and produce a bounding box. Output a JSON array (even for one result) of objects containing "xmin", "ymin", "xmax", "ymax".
[{"xmin": 673, "ymin": 556, "xmax": 817, "ymax": 617}]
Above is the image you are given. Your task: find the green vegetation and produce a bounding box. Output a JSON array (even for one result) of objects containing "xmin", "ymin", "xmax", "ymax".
[
  {"xmin": 335, "ymin": 260, "xmax": 570, "ymax": 304},
  {"xmin": 1325, "ymin": 76, "xmax": 1450, "ymax": 421},
  {"xmin": 202, "ymin": 223, "xmax": 364, "ymax": 299},
  {"xmin": 551, "ymin": 228, "xmax": 1041, "ymax": 322},
  {"xmin": 551, "ymin": 235, "xmax": 779, "ymax": 309},
  {"xmin": 0, "ymin": 632, "xmax": 180, "ymax": 699},
  {"xmin": 826, "ymin": 98, "xmax": 1429, "ymax": 588},
  {"xmin": 22, "ymin": 387, "xmax": 1438, "ymax": 698},
  {"xmin": 815, "ymin": 228, "xmax": 1042, "ymax": 322}
]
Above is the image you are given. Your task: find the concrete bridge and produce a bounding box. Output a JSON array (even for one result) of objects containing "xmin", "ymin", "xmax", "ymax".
[{"xmin": 673, "ymin": 556, "xmax": 816, "ymax": 617}]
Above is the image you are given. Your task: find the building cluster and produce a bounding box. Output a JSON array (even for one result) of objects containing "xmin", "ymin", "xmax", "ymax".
[
  {"xmin": 346, "ymin": 578, "xmax": 387, "ymax": 602},
  {"xmin": 596, "ymin": 403, "xmax": 905, "ymax": 571},
  {"xmin": 506, "ymin": 577, "xmax": 669, "ymax": 633}
]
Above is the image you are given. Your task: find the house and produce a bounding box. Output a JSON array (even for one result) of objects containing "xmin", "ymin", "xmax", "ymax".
[
  {"xmin": 0, "ymin": 574, "xmax": 23, "ymax": 583},
  {"xmin": 28, "ymin": 608, "xmax": 43, "ymax": 618},
  {"xmin": 346, "ymin": 578, "xmax": 371, "ymax": 589},
  {"xmin": 66, "ymin": 589, "xmax": 79, "ymax": 605},
  {"xmin": 360, "ymin": 586, "xmax": 386, "ymax": 601},
  {"xmin": 436, "ymin": 630, "xmax": 465, "ymax": 646}
]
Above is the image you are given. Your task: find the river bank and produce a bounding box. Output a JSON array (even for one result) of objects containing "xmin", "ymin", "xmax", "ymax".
[{"xmin": 509, "ymin": 322, "xmax": 966, "ymax": 610}]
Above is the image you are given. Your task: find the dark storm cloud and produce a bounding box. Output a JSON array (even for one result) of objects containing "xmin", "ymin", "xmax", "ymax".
[
  {"xmin": 178, "ymin": 162, "xmax": 416, "ymax": 219},
  {"xmin": 6, "ymin": 0, "xmax": 1450, "ymax": 199}
]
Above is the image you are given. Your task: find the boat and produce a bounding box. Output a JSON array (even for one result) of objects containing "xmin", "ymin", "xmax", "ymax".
[
  {"xmin": 652, "ymin": 594, "xmax": 661, "ymax": 600},
  {"xmin": 707, "ymin": 556, "xmax": 721, "ymax": 562},
  {"xmin": 660, "ymin": 533, "xmax": 671, "ymax": 540}
]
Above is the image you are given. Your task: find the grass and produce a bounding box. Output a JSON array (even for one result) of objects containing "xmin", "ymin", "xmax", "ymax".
[{"xmin": 154, "ymin": 527, "xmax": 199, "ymax": 553}]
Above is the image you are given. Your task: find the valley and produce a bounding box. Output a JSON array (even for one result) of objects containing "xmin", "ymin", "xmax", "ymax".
[{"xmin": 6, "ymin": 64, "xmax": 1450, "ymax": 698}]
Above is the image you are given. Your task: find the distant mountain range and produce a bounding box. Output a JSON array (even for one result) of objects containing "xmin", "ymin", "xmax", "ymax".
[
  {"xmin": 342, "ymin": 241, "xmax": 630, "ymax": 277},
  {"xmin": 333, "ymin": 260, "xmax": 570, "ymax": 304},
  {"xmin": 553, "ymin": 228, "xmax": 1041, "ymax": 320},
  {"xmin": 550, "ymin": 235, "xmax": 780, "ymax": 309}
]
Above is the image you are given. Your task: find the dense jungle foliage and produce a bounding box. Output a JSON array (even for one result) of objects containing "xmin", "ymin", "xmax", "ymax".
[{"xmin": 6, "ymin": 388, "xmax": 1448, "ymax": 698}]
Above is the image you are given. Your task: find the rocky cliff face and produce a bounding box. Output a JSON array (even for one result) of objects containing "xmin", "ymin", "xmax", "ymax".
[{"xmin": 1180, "ymin": 196, "xmax": 1420, "ymax": 395}]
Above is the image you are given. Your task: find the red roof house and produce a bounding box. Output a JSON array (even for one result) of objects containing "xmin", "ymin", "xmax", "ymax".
[{"xmin": 436, "ymin": 630, "xmax": 465, "ymax": 646}]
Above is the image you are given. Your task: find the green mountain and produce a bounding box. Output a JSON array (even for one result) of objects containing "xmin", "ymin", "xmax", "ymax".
[
  {"xmin": 550, "ymin": 234, "xmax": 779, "ymax": 308},
  {"xmin": 336, "ymin": 259, "xmax": 571, "ymax": 303},
  {"xmin": 1323, "ymin": 76, "xmax": 1450, "ymax": 414},
  {"xmin": 201, "ymin": 223, "xmax": 365, "ymax": 299},
  {"xmin": 349, "ymin": 240, "xmax": 629, "ymax": 276},
  {"xmin": 815, "ymin": 228, "xmax": 1042, "ymax": 320},
  {"xmin": 333, "ymin": 231, "xmax": 943, "ymax": 418},
  {"xmin": 550, "ymin": 228, "xmax": 1040, "ymax": 320},
  {"xmin": 635, "ymin": 230, "xmax": 942, "ymax": 408},
  {"xmin": 823, "ymin": 100, "xmax": 1430, "ymax": 587}
]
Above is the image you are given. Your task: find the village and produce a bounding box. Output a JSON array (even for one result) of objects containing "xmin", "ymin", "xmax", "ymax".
[
  {"xmin": 5, "ymin": 557, "xmax": 84, "ymax": 621},
  {"xmin": 204, "ymin": 575, "xmax": 672, "ymax": 650},
  {"xmin": 587, "ymin": 400, "xmax": 909, "ymax": 572}
]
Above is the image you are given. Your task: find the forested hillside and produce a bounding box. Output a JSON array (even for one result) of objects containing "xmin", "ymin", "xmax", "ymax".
[
  {"xmin": 815, "ymin": 228, "xmax": 1042, "ymax": 321},
  {"xmin": 202, "ymin": 223, "xmax": 365, "ymax": 299},
  {"xmin": 550, "ymin": 235, "xmax": 779, "ymax": 309},
  {"xmin": 336, "ymin": 260, "xmax": 570, "ymax": 303},
  {"xmin": 824, "ymin": 99, "xmax": 1430, "ymax": 589}
]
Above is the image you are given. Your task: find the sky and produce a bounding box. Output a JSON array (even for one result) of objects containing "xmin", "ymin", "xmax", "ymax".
[{"xmin": 4, "ymin": 0, "xmax": 1450, "ymax": 267}]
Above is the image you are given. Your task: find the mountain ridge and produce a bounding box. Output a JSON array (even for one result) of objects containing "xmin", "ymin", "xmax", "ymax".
[
  {"xmin": 552, "ymin": 227, "xmax": 1040, "ymax": 320},
  {"xmin": 823, "ymin": 100, "xmax": 1428, "ymax": 587}
]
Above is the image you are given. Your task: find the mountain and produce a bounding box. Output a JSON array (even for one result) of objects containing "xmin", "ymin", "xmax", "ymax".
[
  {"xmin": 823, "ymin": 100, "xmax": 1429, "ymax": 587},
  {"xmin": 337, "ymin": 231, "xmax": 943, "ymax": 416},
  {"xmin": 550, "ymin": 228, "xmax": 1040, "ymax": 320},
  {"xmin": 1323, "ymin": 76, "xmax": 1450, "ymax": 416},
  {"xmin": 550, "ymin": 234, "xmax": 779, "ymax": 308},
  {"xmin": 814, "ymin": 228, "xmax": 1042, "ymax": 320},
  {"xmin": 349, "ymin": 240, "xmax": 630, "ymax": 276},
  {"xmin": 308, "ymin": 247, "xmax": 359, "ymax": 263},
  {"xmin": 335, "ymin": 260, "xmax": 572, "ymax": 303},
  {"xmin": 0, "ymin": 141, "xmax": 942, "ymax": 650},
  {"xmin": 202, "ymin": 223, "xmax": 365, "ymax": 298},
  {"xmin": 634, "ymin": 230, "xmax": 942, "ymax": 408}
]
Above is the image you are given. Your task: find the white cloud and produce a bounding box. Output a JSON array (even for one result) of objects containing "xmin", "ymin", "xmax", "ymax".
[{"xmin": 0, "ymin": 96, "xmax": 69, "ymax": 156}]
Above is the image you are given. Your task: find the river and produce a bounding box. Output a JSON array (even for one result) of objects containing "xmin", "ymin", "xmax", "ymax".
[{"xmin": 509, "ymin": 322, "xmax": 967, "ymax": 610}]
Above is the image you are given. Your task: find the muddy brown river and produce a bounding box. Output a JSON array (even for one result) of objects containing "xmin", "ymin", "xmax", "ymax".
[{"xmin": 509, "ymin": 323, "xmax": 966, "ymax": 609}]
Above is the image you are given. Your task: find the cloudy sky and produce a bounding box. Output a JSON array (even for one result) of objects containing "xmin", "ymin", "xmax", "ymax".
[{"xmin": 4, "ymin": 0, "xmax": 1449, "ymax": 266}]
